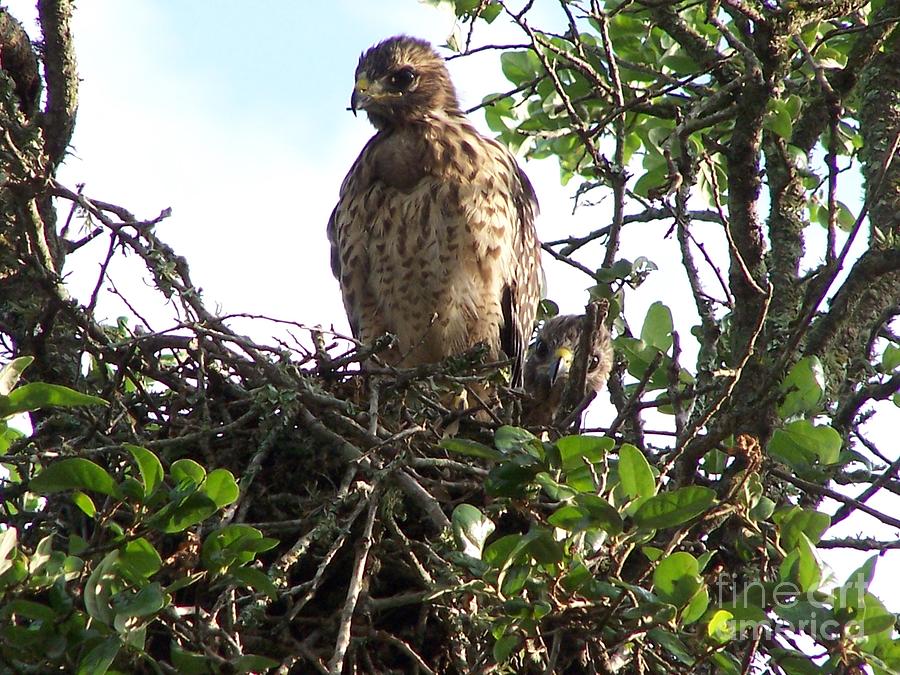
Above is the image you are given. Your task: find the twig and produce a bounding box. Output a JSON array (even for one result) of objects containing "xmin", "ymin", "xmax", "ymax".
[
  {"xmin": 665, "ymin": 283, "xmax": 773, "ymax": 480},
  {"xmin": 607, "ymin": 351, "xmax": 663, "ymax": 438},
  {"xmin": 771, "ymin": 467, "xmax": 900, "ymax": 531},
  {"xmin": 327, "ymin": 483, "xmax": 380, "ymax": 675},
  {"xmin": 785, "ymin": 126, "xmax": 900, "ymax": 370},
  {"xmin": 541, "ymin": 242, "xmax": 596, "ymax": 279}
]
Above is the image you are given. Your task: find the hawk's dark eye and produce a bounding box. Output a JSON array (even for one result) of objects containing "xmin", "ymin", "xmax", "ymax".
[
  {"xmin": 390, "ymin": 67, "xmax": 416, "ymax": 90},
  {"xmin": 535, "ymin": 340, "xmax": 549, "ymax": 359},
  {"xmin": 588, "ymin": 355, "xmax": 601, "ymax": 371}
]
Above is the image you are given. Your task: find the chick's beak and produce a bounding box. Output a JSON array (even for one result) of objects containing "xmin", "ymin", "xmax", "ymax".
[{"xmin": 549, "ymin": 347, "xmax": 574, "ymax": 386}]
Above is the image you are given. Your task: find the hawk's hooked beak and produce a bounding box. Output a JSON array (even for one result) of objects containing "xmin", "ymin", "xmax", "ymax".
[
  {"xmin": 350, "ymin": 76, "xmax": 379, "ymax": 116},
  {"xmin": 549, "ymin": 347, "xmax": 573, "ymax": 387}
]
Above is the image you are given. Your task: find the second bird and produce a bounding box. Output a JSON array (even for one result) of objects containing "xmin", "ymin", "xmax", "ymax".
[{"xmin": 524, "ymin": 314, "xmax": 614, "ymax": 425}]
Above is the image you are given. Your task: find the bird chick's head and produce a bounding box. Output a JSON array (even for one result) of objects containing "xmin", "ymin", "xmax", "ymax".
[
  {"xmin": 351, "ymin": 36, "xmax": 461, "ymax": 129},
  {"xmin": 523, "ymin": 314, "xmax": 614, "ymax": 424}
]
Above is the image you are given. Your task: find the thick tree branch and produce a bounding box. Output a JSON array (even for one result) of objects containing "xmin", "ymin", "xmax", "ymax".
[{"xmin": 37, "ymin": 0, "xmax": 78, "ymax": 167}]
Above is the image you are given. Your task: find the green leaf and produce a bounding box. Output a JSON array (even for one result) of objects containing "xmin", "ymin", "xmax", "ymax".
[
  {"xmin": 835, "ymin": 200, "xmax": 857, "ymax": 231},
  {"xmin": 500, "ymin": 50, "xmax": 540, "ymax": 85},
  {"xmin": 171, "ymin": 646, "xmax": 213, "ymax": 674},
  {"xmin": 795, "ymin": 533, "xmax": 822, "ymax": 592},
  {"xmin": 485, "ymin": 460, "xmax": 541, "ymax": 498},
  {"xmin": 0, "ymin": 382, "xmax": 106, "ymax": 418},
  {"xmin": 202, "ymin": 469, "xmax": 239, "ymax": 508},
  {"xmin": 493, "ymin": 633, "xmax": 521, "ymax": 664},
  {"xmin": 229, "ymin": 567, "xmax": 278, "ymax": 600},
  {"xmin": 778, "ymin": 356, "xmax": 825, "ymax": 418},
  {"xmin": 524, "ymin": 528, "xmax": 564, "ymax": 564},
  {"xmin": 77, "ymin": 636, "xmax": 121, "ymax": 675},
  {"xmin": 1, "ymin": 599, "xmax": 57, "ymax": 623},
  {"xmin": 779, "ymin": 356, "xmax": 825, "ymax": 418},
  {"xmin": 653, "ymin": 551, "xmax": 701, "ymax": 606},
  {"xmin": 548, "ymin": 504, "xmax": 587, "ymax": 530},
  {"xmin": 642, "ymin": 546, "xmax": 663, "ymax": 562},
  {"xmin": 201, "ymin": 525, "xmax": 277, "ymax": 575},
  {"xmin": 0, "ymin": 421, "xmax": 23, "ymax": 455},
  {"xmin": 170, "ymin": 459, "xmax": 206, "ymax": 487},
  {"xmin": 150, "ymin": 493, "xmax": 219, "ymax": 533},
  {"xmin": 838, "ymin": 554, "xmax": 878, "ymax": 612},
  {"xmin": 233, "ymin": 655, "xmax": 281, "ymax": 674},
  {"xmin": 555, "ymin": 434, "xmax": 613, "ymax": 472},
  {"xmin": 682, "ymin": 586, "xmax": 710, "ymax": 624},
  {"xmin": 633, "ymin": 487, "xmax": 715, "ymax": 529},
  {"xmin": 768, "ymin": 420, "xmax": 842, "ymax": 468},
  {"xmin": 776, "ymin": 506, "xmax": 831, "ymax": 548},
  {"xmin": 618, "ymin": 443, "xmax": 656, "ymax": 499},
  {"xmin": 494, "ymin": 425, "xmax": 538, "ymax": 453},
  {"xmin": 648, "ymin": 628, "xmax": 694, "ymax": 665},
  {"xmin": 0, "ymin": 356, "xmax": 33, "ymax": 396},
  {"xmin": 575, "ymin": 493, "xmax": 623, "ymax": 534},
  {"xmin": 882, "ymin": 345, "xmax": 900, "ymax": 372},
  {"xmin": 499, "ymin": 566, "xmax": 530, "ymax": 598},
  {"xmin": 535, "ymin": 471, "xmax": 576, "ymax": 500},
  {"xmin": 125, "ymin": 445, "xmax": 163, "ymax": 498},
  {"xmin": 452, "ymin": 504, "xmax": 495, "ymax": 558},
  {"xmin": 855, "ymin": 593, "xmax": 895, "ymax": 636},
  {"xmin": 640, "ymin": 302, "xmax": 674, "ymax": 352},
  {"xmin": 439, "ymin": 437, "xmax": 504, "ymax": 460},
  {"xmin": 31, "ymin": 458, "xmax": 121, "ymax": 498},
  {"xmin": 707, "ymin": 609, "xmax": 735, "ymax": 643},
  {"xmin": 483, "ymin": 534, "xmax": 522, "ymax": 568},
  {"xmin": 0, "ymin": 527, "xmax": 18, "ymax": 577},
  {"xmin": 84, "ymin": 551, "xmax": 120, "ymax": 624},
  {"xmin": 120, "ymin": 538, "xmax": 162, "ymax": 579},
  {"xmin": 764, "ymin": 101, "xmax": 793, "ymax": 138},
  {"xmin": 775, "ymin": 599, "xmax": 834, "ymax": 642},
  {"xmin": 114, "ymin": 582, "xmax": 165, "ymax": 618},
  {"xmin": 72, "ymin": 491, "xmax": 97, "ymax": 517}
]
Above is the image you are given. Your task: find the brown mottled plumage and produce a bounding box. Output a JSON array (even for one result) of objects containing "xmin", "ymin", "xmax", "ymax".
[
  {"xmin": 524, "ymin": 314, "xmax": 614, "ymax": 425},
  {"xmin": 327, "ymin": 36, "xmax": 542, "ymax": 384}
]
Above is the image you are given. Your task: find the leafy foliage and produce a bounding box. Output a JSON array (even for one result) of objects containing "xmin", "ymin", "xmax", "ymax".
[{"xmin": 0, "ymin": 361, "xmax": 278, "ymax": 672}]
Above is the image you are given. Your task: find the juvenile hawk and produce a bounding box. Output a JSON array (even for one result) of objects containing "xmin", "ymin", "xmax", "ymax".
[
  {"xmin": 524, "ymin": 314, "xmax": 614, "ymax": 425},
  {"xmin": 327, "ymin": 36, "xmax": 542, "ymax": 384}
]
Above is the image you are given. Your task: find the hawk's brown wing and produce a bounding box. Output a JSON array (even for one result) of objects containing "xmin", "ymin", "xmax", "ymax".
[
  {"xmin": 328, "ymin": 116, "xmax": 541, "ymax": 382},
  {"xmin": 500, "ymin": 162, "xmax": 540, "ymax": 386}
]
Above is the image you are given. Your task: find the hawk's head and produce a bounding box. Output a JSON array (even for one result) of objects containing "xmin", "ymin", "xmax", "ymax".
[
  {"xmin": 524, "ymin": 314, "xmax": 614, "ymax": 424},
  {"xmin": 351, "ymin": 36, "xmax": 461, "ymax": 129}
]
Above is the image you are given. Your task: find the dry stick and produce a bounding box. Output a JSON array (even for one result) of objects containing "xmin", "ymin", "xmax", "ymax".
[
  {"xmin": 708, "ymin": 155, "xmax": 768, "ymax": 298},
  {"xmin": 830, "ymin": 421, "xmax": 900, "ymax": 526},
  {"xmin": 556, "ymin": 391, "xmax": 598, "ymax": 431},
  {"xmin": 369, "ymin": 629, "xmax": 437, "ymax": 675},
  {"xmin": 770, "ymin": 467, "xmax": 900, "ymax": 531},
  {"xmin": 463, "ymin": 382, "xmax": 503, "ymax": 426},
  {"xmin": 835, "ymin": 372, "xmax": 900, "ymax": 429},
  {"xmin": 327, "ymin": 484, "xmax": 380, "ymax": 675},
  {"xmin": 793, "ymin": 34, "xmax": 841, "ymax": 263},
  {"xmin": 541, "ymin": 242, "xmax": 596, "ymax": 278},
  {"xmin": 596, "ymin": 5, "xmax": 628, "ymax": 270},
  {"xmin": 662, "ymin": 284, "xmax": 773, "ymax": 480},
  {"xmin": 286, "ymin": 495, "xmax": 369, "ymax": 620},
  {"xmin": 607, "ymin": 350, "xmax": 664, "ymax": 438},
  {"xmin": 817, "ymin": 538, "xmax": 900, "ymax": 551},
  {"xmin": 556, "ymin": 301, "xmax": 605, "ymax": 428},
  {"xmin": 543, "ymin": 629, "xmax": 562, "ymax": 675},
  {"xmin": 395, "ymin": 470, "xmax": 451, "ymax": 530}
]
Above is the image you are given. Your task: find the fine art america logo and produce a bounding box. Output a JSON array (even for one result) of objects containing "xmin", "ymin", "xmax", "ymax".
[{"xmin": 713, "ymin": 571, "xmax": 876, "ymax": 640}]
